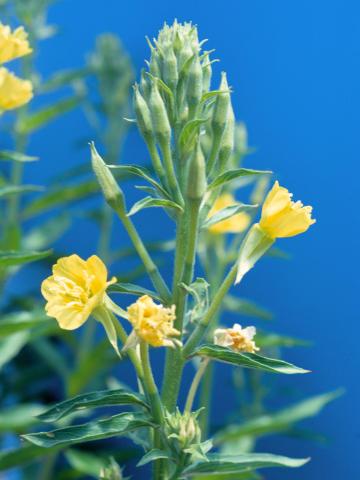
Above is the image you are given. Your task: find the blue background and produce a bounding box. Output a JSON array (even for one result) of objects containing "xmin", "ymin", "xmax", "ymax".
[{"xmin": 18, "ymin": 0, "xmax": 359, "ymax": 478}]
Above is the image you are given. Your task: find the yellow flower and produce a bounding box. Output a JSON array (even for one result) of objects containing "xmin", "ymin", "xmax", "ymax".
[
  {"xmin": 0, "ymin": 23, "xmax": 32, "ymax": 64},
  {"xmin": 208, "ymin": 193, "xmax": 251, "ymax": 234},
  {"xmin": 214, "ymin": 323, "xmax": 259, "ymax": 353},
  {"xmin": 127, "ymin": 295, "xmax": 179, "ymax": 347},
  {"xmin": 41, "ymin": 254, "xmax": 116, "ymax": 330},
  {"xmin": 259, "ymin": 181, "xmax": 316, "ymax": 238},
  {"xmin": 0, "ymin": 67, "xmax": 33, "ymax": 110}
]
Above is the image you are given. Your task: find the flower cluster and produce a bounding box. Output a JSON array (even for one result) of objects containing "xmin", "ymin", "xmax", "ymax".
[
  {"xmin": 214, "ymin": 323, "xmax": 259, "ymax": 353},
  {"xmin": 127, "ymin": 295, "xmax": 179, "ymax": 348},
  {"xmin": 0, "ymin": 23, "xmax": 33, "ymax": 111}
]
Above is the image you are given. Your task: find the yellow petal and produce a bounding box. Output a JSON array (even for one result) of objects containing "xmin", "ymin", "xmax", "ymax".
[
  {"xmin": 0, "ymin": 24, "xmax": 32, "ymax": 64},
  {"xmin": 0, "ymin": 67, "xmax": 32, "ymax": 110}
]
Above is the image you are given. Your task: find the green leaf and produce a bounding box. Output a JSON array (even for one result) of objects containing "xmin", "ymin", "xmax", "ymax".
[
  {"xmin": 39, "ymin": 67, "xmax": 90, "ymax": 93},
  {"xmin": 0, "ymin": 184, "xmax": 43, "ymax": 199},
  {"xmin": 182, "ymin": 453, "xmax": 309, "ymax": 476},
  {"xmin": 202, "ymin": 203, "xmax": 257, "ymax": 230},
  {"xmin": 179, "ymin": 118, "xmax": 208, "ymax": 151},
  {"xmin": 0, "ymin": 445, "xmax": 60, "ymax": 471},
  {"xmin": 23, "ymin": 412, "xmax": 154, "ymax": 448},
  {"xmin": 201, "ymin": 89, "xmax": 231, "ymax": 103},
  {"xmin": 109, "ymin": 164, "xmax": 170, "ymax": 199},
  {"xmin": 0, "ymin": 404, "xmax": 43, "ymax": 433},
  {"xmin": 127, "ymin": 196, "xmax": 183, "ymax": 217},
  {"xmin": 137, "ymin": 449, "xmax": 172, "ymax": 467},
  {"xmin": 256, "ymin": 331, "xmax": 311, "ymax": 348},
  {"xmin": 190, "ymin": 345, "xmax": 309, "ymax": 374},
  {"xmin": 208, "ymin": 169, "xmax": 272, "ymax": 191},
  {"xmin": 0, "ymin": 309, "xmax": 51, "ymax": 337},
  {"xmin": 223, "ymin": 295, "xmax": 273, "ymax": 321},
  {"xmin": 0, "ymin": 249, "xmax": 52, "ymax": 267},
  {"xmin": 0, "ymin": 150, "xmax": 38, "ymax": 162},
  {"xmin": 16, "ymin": 96, "xmax": 81, "ymax": 134},
  {"xmin": 38, "ymin": 389, "xmax": 149, "ymax": 423},
  {"xmin": 0, "ymin": 332, "xmax": 28, "ymax": 369},
  {"xmin": 181, "ymin": 278, "xmax": 210, "ymax": 325},
  {"xmin": 65, "ymin": 449, "xmax": 108, "ymax": 477},
  {"xmin": 214, "ymin": 390, "xmax": 343, "ymax": 444},
  {"xmin": 23, "ymin": 213, "xmax": 71, "ymax": 250},
  {"xmin": 108, "ymin": 282, "xmax": 160, "ymax": 300}
]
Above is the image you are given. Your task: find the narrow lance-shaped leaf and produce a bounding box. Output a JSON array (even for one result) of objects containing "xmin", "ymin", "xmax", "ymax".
[
  {"xmin": 190, "ymin": 344, "xmax": 309, "ymax": 374},
  {"xmin": 127, "ymin": 196, "xmax": 183, "ymax": 217},
  {"xmin": 0, "ymin": 150, "xmax": 38, "ymax": 162},
  {"xmin": 108, "ymin": 282, "xmax": 160, "ymax": 301},
  {"xmin": 0, "ymin": 185, "xmax": 43, "ymax": 199},
  {"xmin": 38, "ymin": 388, "xmax": 149, "ymax": 423},
  {"xmin": 202, "ymin": 203, "xmax": 258, "ymax": 230},
  {"xmin": 23, "ymin": 412, "xmax": 154, "ymax": 448},
  {"xmin": 182, "ymin": 453, "xmax": 309, "ymax": 477},
  {"xmin": 0, "ymin": 309, "xmax": 51, "ymax": 337},
  {"xmin": 0, "ymin": 249, "xmax": 52, "ymax": 267},
  {"xmin": 208, "ymin": 169, "xmax": 272, "ymax": 191}
]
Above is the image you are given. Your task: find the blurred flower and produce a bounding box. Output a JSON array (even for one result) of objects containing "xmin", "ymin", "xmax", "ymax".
[
  {"xmin": 214, "ymin": 323, "xmax": 259, "ymax": 353},
  {"xmin": 41, "ymin": 254, "xmax": 116, "ymax": 330},
  {"xmin": 127, "ymin": 295, "xmax": 179, "ymax": 348},
  {"xmin": 259, "ymin": 181, "xmax": 315, "ymax": 238},
  {"xmin": 208, "ymin": 193, "xmax": 251, "ymax": 234},
  {"xmin": 0, "ymin": 23, "xmax": 32, "ymax": 64},
  {"xmin": 0, "ymin": 67, "xmax": 33, "ymax": 110}
]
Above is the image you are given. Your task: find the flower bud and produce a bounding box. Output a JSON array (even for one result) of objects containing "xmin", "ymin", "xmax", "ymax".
[
  {"xmin": 133, "ymin": 84, "xmax": 154, "ymax": 143},
  {"xmin": 161, "ymin": 43, "xmax": 179, "ymax": 91},
  {"xmin": 149, "ymin": 82, "xmax": 171, "ymax": 145},
  {"xmin": 90, "ymin": 142, "xmax": 125, "ymax": 212},
  {"xmin": 186, "ymin": 141, "xmax": 207, "ymax": 200},
  {"xmin": 186, "ymin": 56, "xmax": 203, "ymax": 117},
  {"xmin": 202, "ymin": 52, "xmax": 212, "ymax": 93},
  {"xmin": 165, "ymin": 409, "xmax": 202, "ymax": 450},
  {"xmin": 140, "ymin": 68, "xmax": 151, "ymax": 99},
  {"xmin": 218, "ymin": 103, "xmax": 235, "ymax": 171},
  {"xmin": 211, "ymin": 72, "xmax": 230, "ymax": 140}
]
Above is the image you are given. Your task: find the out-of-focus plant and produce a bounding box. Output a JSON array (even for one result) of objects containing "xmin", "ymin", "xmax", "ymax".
[{"xmin": 14, "ymin": 20, "xmax": 340, "ymax": 480}]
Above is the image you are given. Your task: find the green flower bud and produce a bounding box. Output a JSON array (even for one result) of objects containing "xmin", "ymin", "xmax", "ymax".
[
  {"xmin": 186, "ymin": 55, "xmax": 203, "ymax": 117},
  {"xmin": 149, "ymin": 82, "xmax": 171, "ymax": 145},
  {"xmin": 165, "ymin": 408, "xmax": 202, "ymax": 451},
  {"xmin": 90, "ymin": 142, "xmax": 125, "ymax": 212},
  {"xmin": 133, "ymin": 84, "xmax": 154, "ymax": 143},
  {"xmin": 235, "ymin": 122, "xmax": 248, "ymax": 157},
  {"xmin": 99, "ymin": 457, "xmax": 123, "ymax": 480},
  {"xmin": 140, "ymin": 68, "xmax": 151, "ymax": 99},
  {"xmin": 187, "ymin": 141, "xmax": 207, "ymax": 200},
  {"xmin": 212, "ymin": 72, "xmax": 230, "ymax": 139},
  {"xmin": 218, "ymin": 103, "xmax": 235, "ymax": 171},
  {"xmin": 202, "ymin": 52, "xmax": 212, "ymax": 93},
  {"xmin": 161, "ymin": 44, "xmax": 179, "ymax": 91}
]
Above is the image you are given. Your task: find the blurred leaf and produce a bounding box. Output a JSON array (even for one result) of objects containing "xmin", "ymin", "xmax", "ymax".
[
  {"xmin": 0, "ymin": 403, "xmax": 43, "ymax": 433},
  {"xmin": 23, "ymin": 412, "xmax": 154, "ymax": 448},
  {"xmin": 0, "ymin": 184, "xmax": 43, "ymax": 198},
  {"xmin": 266, "ymin": 247, "xmax": 291, "ymax": 260},
  {"xmin": 0, "ymin": 445, "xmax": 60, "ymax": 471},
  {"xmin": 0, "ymin": 150, "xmax": 38, "ymax": 162},
  {"xmin": 111, "ymin": 239, "xmax": 174, "ymax": 262},
  {"xmin": 202, "ymin": 203, "xmax": 257, "ymax": 230},
  {"xmin": 214, "ymin": 390, "xmax": 343, "ymax": 444},
  {"xmin": 65, "ymin": 449, "xmax": 109, "ymax": 477},
  {"xmin": 0, "ymin": 249, "xmax": 52, "ymax": 267},
  {"xmin": 38, "ymin": 388, "xmax": 149, "ymax": 423},
  {"xmin": 256, "ymin": 331, "xmax": 311, "ymax": 348},
  {"xmin": 182, "ymin": 453, "xmax": 309, "ymax": 476},
  {"xmin": 39, "ymin": 68, "xmax": 90, "ymax": 93},
  {"xmin": 108, "ymin": 282, "xmax": 160, "ymax": 300},
  {"xmin": 223, "ymin": 295, "xmax": 273, "ymax": 321},
  {"xmin": 127, "ymin": 196, "xmax": 183, "ymax": 217},
  {"xmin": 0, "ymin": 309, "xmax": 50, "ymax": 337},
  {"xmin": 191, "ymin": 345, "xmax": 309, "ymax": 374},
  {"xmin": 23, "ymin": 213, "xmax": 71, "ymax": 250},
  {"xmin": 16, "ymin": 97, "xmax": 81, "ymax": 134},
  {"xmin": 208, "ymin": 169, "xmax": 272, "ymax": 191},
  {"xmin": 0, "ymin": 331, "xmax": 28, "ymax": 369}
]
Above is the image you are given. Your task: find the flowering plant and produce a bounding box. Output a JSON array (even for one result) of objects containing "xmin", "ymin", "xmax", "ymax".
[{"xmin": 0, "ymin": 9, "xmax": 340, "ymax": 480}]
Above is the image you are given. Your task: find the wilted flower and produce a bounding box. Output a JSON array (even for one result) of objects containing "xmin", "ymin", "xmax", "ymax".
[
  {"xmin": 214, "ymin": 323, "xmax": 259, "ymax": 353},
  {"xmin": 127, "ymin": 295, "xmax": 179, "ymax": 348},
  {"xmin": 208, "ymin": 193, "xmax": 251, "ymax": 234},
  {"xmin": 259, "ymin": 181, "xmax": 316, "ymax": 238},
  {"xmin": 0, "ymin": 67, "xmax": 33, "ymax": 110},
  {"xmin": 41, "ymin": 254, "xmax": 116, "ymax": 330},
  {"xmin": 0, "ymin": 23, "xmax": 32, "ymax": 64}
]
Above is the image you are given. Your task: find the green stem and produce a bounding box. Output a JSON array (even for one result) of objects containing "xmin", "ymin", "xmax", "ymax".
[
  {"xmin": 114, "ymin": 207, "xmax": 171, "ymax": 303},
  {"xmin": 198, "ymin": 361, "xmax": 214, "ymax": 438},
  {"xmin": 160, "ymin": 141, "xmax": 183, "ymax": 206},
  {"xmin": 183, "ymin": 261, "xmax": 238, "ymax": 358},
  {"xmin": 184, "ymin": 358, "xmax": 210, "ymax": 413},
  {"xmin": 140, "ymin": 342, "xmax": 164, "ymax": 480},
  {"xmin": 147, "ymin": 138, "xmax": 170, "ymax": 192}
]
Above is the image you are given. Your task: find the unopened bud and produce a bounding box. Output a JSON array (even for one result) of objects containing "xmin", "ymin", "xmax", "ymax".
[
  {"xmin": 186, "ymin": 56, "xmax": 203, "ymax": 116},
  {"xmin": 202, "ymin": 52, "xmax": 212, "ymax": 93},
  {"xmin": 218, "ymin": 103, "xmax": 235, "ymax": 171},
  {"xmin": 90, "ymin": 142, "xmax": 125, "ymax": 212},
  {"xmin": 140, "ymin": 68, "xmax": 151, "ymax": 99},
  {"xmin": 212, "ymin": 72, "xmax": 230, "ymax": 139},
  {"xmin": 187, "ymin": 141, "xmax": 207, "ymax": 200},
  {"xmin": 149, "ymin": 82, "xmax": 171, "ymax": 145},
  {"xmin": 162, "ymin": 44, "xmax": 178, "ymax": 91},
  {"xmin": 133, "ymin": 84, "xmax": 154, "ymax": 143}
]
